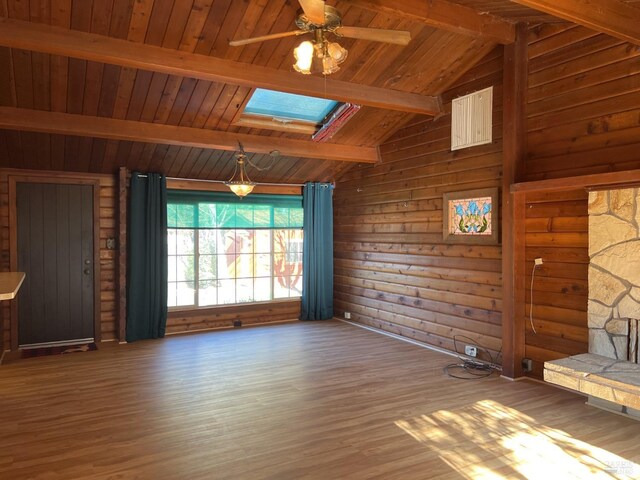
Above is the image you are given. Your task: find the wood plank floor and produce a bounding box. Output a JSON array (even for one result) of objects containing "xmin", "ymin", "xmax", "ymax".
[{"xmin": 0, "ymin": 320, "xmax": 639, "ymax": 479}]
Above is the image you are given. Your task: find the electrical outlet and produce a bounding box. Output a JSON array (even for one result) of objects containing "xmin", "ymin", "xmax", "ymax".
[
  {"xmin": 534, "ymin": 257, "xmax": 544, "ymax": 266},
  {"xmin": 344, "ymin": 312, "xmax": 351, "ymax": 320},
  {"xmin": 522, "ymin": 358, "xmax": 533, "ymax": 372},
  {"xmin": 464, "ymin": 345, "xmax": 478, "ymax": 357}
]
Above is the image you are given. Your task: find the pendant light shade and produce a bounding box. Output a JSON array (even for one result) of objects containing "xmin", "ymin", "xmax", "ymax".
[{"xmin": 225, "ymin": 144, "xmax": 255, "ymax": 198}]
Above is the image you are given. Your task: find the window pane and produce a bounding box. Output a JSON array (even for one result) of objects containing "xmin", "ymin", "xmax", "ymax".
[
  {"xmin": 176, "ymin": 255, "xmax": 195, "ymax": 282},
  {"xmin": 168, "ymin": 229, "xmax": 177, "ymax": 254},
  {"xmin": 274, "ymin": 276, "xmax": 290, "ymax": 299},
  {"xmin": 236, "ymin": 206, "xmax": 254, "ymax": 229},
  {"xmin": 273, "ymin": 230, "xmax": 286, "ymax": 254},
  {"xmin": 236, "ymin": 229, "xmax": 253, "ymax": 253},
  {"xmin": 168, "ymin": 256, "xmax": 177, "ymax": 282},
  {"xmin": 218, "ymin": 279, "xmax": 236, "ymax": 304},
  {"xmin": 236, "ymin": 278, "xmax": 253, "ymax": 303},
  {"xmin": 199, "ymin": 230, "xmax": 217, "ymax": 254},
  {"xmin": 176, "ymin": 229, "xmax": 194, "ymax": 254},
  {"xmin": 221, "ymin": 230, "xmax": 236, "ymax": 254},
  {"xmin": 253, "ymin": 206, "xmax": 271, "ymax": 228},
  {"xmin": 255, "ymin": 253, "xmax": 271, "ymax": 277},
  {"xmin": 198, "ymin": 204, "xmax": 216, "ymax": 228},
  {"xmin": 176, "ymin": 281, "xmax": 195, "ymax": 306},
  {"xmin": 254, "ymin": 277, "xmax": 271, "ymax": 302},
  {"xmin": 199, "ymin": 254, "xmax": 216, "ymax": 281},
  {"xmin": 273, "ymin": 253, "xmax": 286, "ymax": 278},
  {"xmin": 199, "ymin": 280, "xmax": 216, "ymax": 306},
  {"xmin": 217, "ymin": 254, "xmax": 236, "ymax": 279},
  {"xmin": 255, "ymin": 230, "xmax": 271, "ymax": 253},
  {"xmin": 237, "ymin": 254, "xmax": 254, "ymax": 278},
  {"xmin": 167, "ymin": 282, "xmax": 177, "ymax": 307},
  {"xmin": 175, "ymin": 204, "xmax": 196, "ymax": 228},
  {"xmin": 288, "ymin": 276, "xmax": 302, "ymax": 297}
]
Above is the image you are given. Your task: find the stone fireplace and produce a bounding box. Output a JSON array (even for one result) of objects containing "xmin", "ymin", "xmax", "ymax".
[
  {"xmin": 588, "ymin": 188, "xmax": 640, "ymax": 364},
  {"xmin": 544, "ymin": 187, "xmax": 640, "ymax": 417}
]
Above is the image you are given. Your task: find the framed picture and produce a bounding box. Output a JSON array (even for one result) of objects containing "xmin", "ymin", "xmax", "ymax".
[{"xmin": 443, "ymin": 187, "xmax": 499, "ymax": 244}]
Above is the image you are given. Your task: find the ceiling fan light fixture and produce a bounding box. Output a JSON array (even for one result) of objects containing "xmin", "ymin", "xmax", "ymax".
[
  {"xmin": 322, "ymin": 55, "xmax": 341, "ymax": 75},
  {"xmin": 293, "ymin": 40, "xmax": 314, "ymax": 74},
  {"xmin": 327, "ymin": 41, "xmax": 348, "ymax": 63}
]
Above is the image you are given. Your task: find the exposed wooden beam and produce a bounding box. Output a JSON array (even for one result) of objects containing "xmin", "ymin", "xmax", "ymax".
[
  {"xmin": 502, "ymin": 23, "xmax": 528, "ymax": 379},
  {"xmin": 0, "ymin": 107, "xmax": 379, "ymax": 164},
  {"xmin": 511, "ymin": 168, "xmax": 640, "ymax": 193},
  {"xmin": 346, "ymin": 0, "xmax": 516, "ymax": 44},
  {"xmin": 511, "ymin": 0, "xmax": 640, "ymax": 45},
  {"xmin": 0, "ymin": 17, "xmax": 442, "ymax": 116}
]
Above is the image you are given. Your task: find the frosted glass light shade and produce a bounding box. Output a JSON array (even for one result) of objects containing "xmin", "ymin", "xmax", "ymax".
[{"xmin": 293, "ymin": 40, "xmax": 314, "ymax": 74}]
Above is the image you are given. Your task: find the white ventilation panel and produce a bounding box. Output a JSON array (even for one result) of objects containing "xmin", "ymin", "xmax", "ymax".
[{"xmin": 451, "ymin": 86, "xmax": 493, "ymax": 151}]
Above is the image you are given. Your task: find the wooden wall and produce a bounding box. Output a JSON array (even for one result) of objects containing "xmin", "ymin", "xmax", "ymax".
[
  {"xmin": 167, "ymin": 300, "xmax": 300, "ymax": 334},
  {"xmin": 521, "ymin": 26, "xmax": 640, "ymax": 376},
  {"xmin": 523, "ymin": 189, "xmax": 589, "ymax": 377},
  {"xmin": 333, "ymin": 48, "xmax": 504, "ymax": 363}
]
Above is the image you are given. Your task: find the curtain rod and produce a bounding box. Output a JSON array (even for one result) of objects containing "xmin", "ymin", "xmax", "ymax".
[
  {"xmin": 167, "ymin": 177, "xmax": 306, "ymax": 187},
  {"xmin": 134, "ymin": 174, "xmax": 304, "ymax": 187}
]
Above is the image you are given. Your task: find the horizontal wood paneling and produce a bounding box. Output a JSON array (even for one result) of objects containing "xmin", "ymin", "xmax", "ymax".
[
  {"xmin": 526, "ymin": 26, "xmax": 640, "ymax": 180},
  {"xmin": 333, "ymin": 48, "xmax": 503, "ymax": 363},
  {"xmin": 167, "ymin": 300, "xmax": 301, "ymax": 334},
  {"xmin": 523, "ymin": 189, "xmax": 589, "ymax": 378},
  {"xmin": 520, "ymin": 26, "xmax": 640, "ymax": 377}
]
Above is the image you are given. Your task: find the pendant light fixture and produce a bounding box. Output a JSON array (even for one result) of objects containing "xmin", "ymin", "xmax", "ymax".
[{"xmin": 225, "ymin": 143, "xmax": 255, "ymax": 198}]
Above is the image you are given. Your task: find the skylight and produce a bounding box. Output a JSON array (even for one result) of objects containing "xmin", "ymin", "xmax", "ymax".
[{"xmin": 244, "ymin": 89, "xmax": 338, "ymax": 124}]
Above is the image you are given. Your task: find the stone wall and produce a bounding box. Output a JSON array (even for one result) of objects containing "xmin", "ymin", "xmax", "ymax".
[{"xmin": 588, "ymin": 189, "xmax": 640, "ymax": 362}]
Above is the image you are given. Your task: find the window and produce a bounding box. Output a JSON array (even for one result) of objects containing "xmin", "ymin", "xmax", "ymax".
[
  {"xmin": 245, "ymin": 88, "xmax": 338, "ymax": 123},
  {"xmin": 167, "ymin": 191, "xmax": 303, "ymax": 308},
  {"xmin": 233, "ymin": 88, "xmax": 360, "ymax": 138}
]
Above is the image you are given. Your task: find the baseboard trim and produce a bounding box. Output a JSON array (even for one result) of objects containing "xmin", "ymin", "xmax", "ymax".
[{"xmin": 338, "ymin": 318, "xmax": 502, "ymax": 371}]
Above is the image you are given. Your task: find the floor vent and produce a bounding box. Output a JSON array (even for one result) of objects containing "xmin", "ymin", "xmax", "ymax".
[{"xmin": 451, "ymin": 86, "xmax": 493, "ymax": 151}]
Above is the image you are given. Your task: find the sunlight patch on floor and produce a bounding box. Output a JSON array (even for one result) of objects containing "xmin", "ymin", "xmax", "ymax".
[{"xmin": 395, "ymin": 399, "xmax": 638, "ymax": 479}]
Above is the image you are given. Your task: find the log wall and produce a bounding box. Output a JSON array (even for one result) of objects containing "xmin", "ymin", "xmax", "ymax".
[
  {"xmin": 333, "ymin": 49, "xmax": 504, "ymax": 363},
  {"xmin": 522, "ymin": 26, "xmax": 640, "ymax": 376}
]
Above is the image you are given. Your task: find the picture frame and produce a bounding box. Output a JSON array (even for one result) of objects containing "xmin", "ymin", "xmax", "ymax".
[{"xmin": 442, "ymin": 187, "xmax": 499, "ymax": 245}]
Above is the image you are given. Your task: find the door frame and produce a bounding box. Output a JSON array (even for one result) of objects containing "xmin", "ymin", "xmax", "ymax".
[{"xmin": 9, "ymin": 174, "xmax": 102, "ymax": 350}]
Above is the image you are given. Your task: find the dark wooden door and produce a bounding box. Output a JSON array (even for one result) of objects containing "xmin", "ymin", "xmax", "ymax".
[{"xmin": 17, "ymin": 183, "xmax": 95, "ymax": 346}]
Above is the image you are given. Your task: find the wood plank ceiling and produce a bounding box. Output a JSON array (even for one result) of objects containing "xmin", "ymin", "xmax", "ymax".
[{"xmin": 0, "ymin": 0, "xmax": 578, "ymax": 183}]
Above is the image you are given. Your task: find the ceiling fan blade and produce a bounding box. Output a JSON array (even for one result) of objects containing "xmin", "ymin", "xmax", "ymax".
[
  {"xmin": 229, "ymin": 30, "xmax": 308, "ymax": 47},
  {"xmin": 334, "ymin": 26, "xmax": 411, "ymax": 46},
  {"xmin": 298, "ymin": 0, "xmax": 326, "ymax": 25}
]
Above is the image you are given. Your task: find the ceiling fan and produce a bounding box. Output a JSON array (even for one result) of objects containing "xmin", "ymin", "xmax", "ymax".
[{"xmin": 229, "ymin": 0, "xmax": 411, "ymax": 75}]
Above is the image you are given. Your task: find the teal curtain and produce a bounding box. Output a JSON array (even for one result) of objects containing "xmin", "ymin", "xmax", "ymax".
[
  {"xmin": 126, "ymin": 172, "xmax": 168, "ymax": 342},
  {"xmin": 300, "ymin": 182, "xmax": 333, "ymax": 320}
]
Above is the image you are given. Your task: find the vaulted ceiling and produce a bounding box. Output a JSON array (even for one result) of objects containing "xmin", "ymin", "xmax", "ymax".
[{"xmin": 0, "ymin": 0, "xmax": 636, "ymax": 183}]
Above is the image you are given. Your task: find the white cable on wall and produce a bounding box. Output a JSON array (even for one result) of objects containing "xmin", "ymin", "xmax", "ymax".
[{"xmin": 529, "ymin": 261, "xmax": 542, "ymax": 335}]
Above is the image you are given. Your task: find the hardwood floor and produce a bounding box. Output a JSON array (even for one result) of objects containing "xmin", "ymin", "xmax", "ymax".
[{"xmin": 0, "ymin": 320, "xmax": 639, "ymax": 479}]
